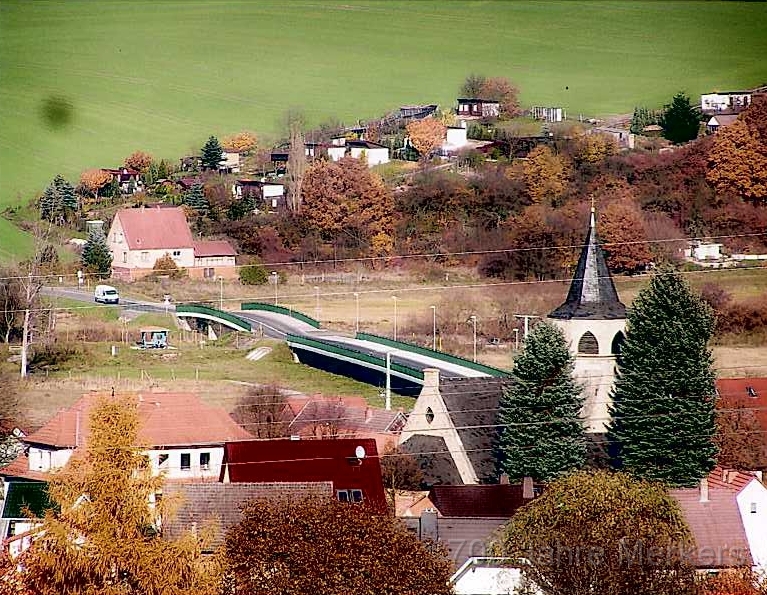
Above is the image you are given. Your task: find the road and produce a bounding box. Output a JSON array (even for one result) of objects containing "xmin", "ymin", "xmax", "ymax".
[{"xmin": 43, "ymin": 287, "xmax": 488, "ymax": 377}]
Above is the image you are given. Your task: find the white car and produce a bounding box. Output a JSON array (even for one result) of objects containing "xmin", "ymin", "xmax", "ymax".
[{"xmin": 94, "ymin": 284, "xmax": 119, "ymax": 305}]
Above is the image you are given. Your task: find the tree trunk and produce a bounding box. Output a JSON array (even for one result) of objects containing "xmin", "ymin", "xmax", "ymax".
[{"xmin": 20, "ymin": 306, "xmax": 30, "ymax": 379}]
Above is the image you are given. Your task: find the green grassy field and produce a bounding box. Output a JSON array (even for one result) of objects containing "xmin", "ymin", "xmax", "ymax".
[{"xmin": 1, "ymin": 0, "xmax": 766, "ymax": 239}]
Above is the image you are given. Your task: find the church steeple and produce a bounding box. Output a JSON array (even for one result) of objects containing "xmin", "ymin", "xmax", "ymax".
[{"xmin": 548, "ymin": 207, "xmax": 626, "ymax": 320}]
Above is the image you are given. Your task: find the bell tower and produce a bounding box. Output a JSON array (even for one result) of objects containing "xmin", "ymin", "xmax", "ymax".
[{"xmin": 548, "ymin": 207, "xmax": 626, "ymax": 433}]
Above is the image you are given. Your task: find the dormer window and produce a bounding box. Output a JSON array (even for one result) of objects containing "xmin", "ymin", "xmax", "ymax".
[{"xmin": 747, "ymin": 386, "xmax": 758, "ymax": 398}]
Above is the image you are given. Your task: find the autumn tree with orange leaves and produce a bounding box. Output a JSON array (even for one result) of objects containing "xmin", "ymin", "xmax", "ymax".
[
  {"xmin": 222, "ymin": 131, "xmax": 258, "ymax": 155},
  {"xmin": 225, "ymin": 496, "xmax": 453, "ymax": 595},
  {"xmin": 707, "ymin": 118, "xmax": 767, "ymax": 204},
  {"xmin": 301, "ymin": 157, "xmax": 394, "ymax": 255},
  {"xmin": 17, "ymin": 396, "xmax": 220, "ymax": 595},
  {"xmin": 523, "ymin": 146, "xmax": 570, "ymax": 205},
  {"xmin": 123, "ymin": 150, "xmax": 153, "ymax": 173},
  {"xmin": 406, "ymin": 117, "xmax": 446, "ymax": 159},
  {"xmin": 599, "ymin": 200, "xmax": 653, "ymax": 274},
  {"xmin": 79, "ymin": 169, "xmax": 112, "ymax": 201}
]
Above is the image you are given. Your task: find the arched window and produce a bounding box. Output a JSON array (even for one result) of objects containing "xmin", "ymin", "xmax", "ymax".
[
  {"xmin": 577, "ymin": 331, "xmax": 599, "ymax": 355},
  {"xmin": 611, "ymin": 331, "xmax": 625, "ymax": 356},
  {"xmin": 425, "ymin": 407, "xmax": 435, "ymax": 424}
]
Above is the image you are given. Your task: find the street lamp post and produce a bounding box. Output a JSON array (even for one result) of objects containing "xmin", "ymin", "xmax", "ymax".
[
  {"xmin": 430, "ymin": 305, "xmax": 436, "ymax": 351},
  {"xmin": 513, "ymin": 328, "xmax": 520, "ymax": 351},
  {"xmin": 271, "ymin": 271, "xmax": 278, "ymax": 305},
  {"xmin": 354, "ymin": 292, "xmax": 360, "ymax": 333},
  {"xmin": 469, "ymin": 315, "xmax": 477, "ymax": 362},
  {"xmin": 392, "ymin": 296, "xmax": 398, "ymax": 341}
]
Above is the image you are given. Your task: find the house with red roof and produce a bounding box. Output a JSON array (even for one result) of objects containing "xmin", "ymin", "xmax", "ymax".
[
  {"xmin": 0, "ymin": 390, "xmax": 252, "ymax": 541},
  {"xmin": 220, "ymin": 437, "xmax": 388, "ymax": 513},
  {"xmin": 107, "ymin": 205, "xmax": 237, "ymax": 281}
]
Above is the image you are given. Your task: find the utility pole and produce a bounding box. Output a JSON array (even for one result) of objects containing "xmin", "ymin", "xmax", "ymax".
[
  {"xmin": 430, "ymin": 305, "xmax": 436, "ymax": 350},
  {"xmin": 469, "ymin": 315, "xmax": 477, "ymax": 362},
  {"xmin": 514, "ymin": 313, "xmax": 539, "ymax": 338}
]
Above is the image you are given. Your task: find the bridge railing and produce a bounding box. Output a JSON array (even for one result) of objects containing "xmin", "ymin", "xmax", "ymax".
[
  {"xmin": 176, "ymin": 303, "xmax": 252, "ymax": 332},
  {"xmin": 287, "ymin": 334, "xmax": 424, "ymax": 381},
  {"xmin": 241, "ymin": 302, "xmax": 321, "ymax": 328},
  {"xmin": 355, "ymin": 332, "xmax": 510, "ymax": 378}
]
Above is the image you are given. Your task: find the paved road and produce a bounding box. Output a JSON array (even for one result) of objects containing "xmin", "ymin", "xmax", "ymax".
[{"xmin": 43, "ymin": 287, "xmax": 487, "ymax": 377}]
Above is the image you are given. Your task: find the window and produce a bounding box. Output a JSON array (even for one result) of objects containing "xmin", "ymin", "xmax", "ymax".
[
  {"xmin": 122, "ymin": 252, "xmax": 127, "ymax": 264},
  {"xmin": 172, "ymin": 250, "xmax": 181, "ymax": 257},
  {"xmin": 611, "ymin": 331, "xmax": 625, "ymax": 356},
  {"xmin": 336, "ymin": 489, "xmax": 364, "ymax": 503},
  {"xmin": 199, "ymin": 452, "xmax": 210, "ymax": 471},
  {"xmin": 180, "ymin": 453, "xmax": 191, "ymax": 471},
  {"xmin": 203, "ymin": 267, "xmax": 215, "ymax": 279},
  {"xmin": 157, "ymin": 453, "xmax": 169, "ymax": 467},
  {"xmin": 578, "ymin": 331, "xmax": 599, "ymax": 355},
  {"xmin": 751, "ymin": 502, "xmax": 758, "ymax": 514},
  {"xmin": 141, "ymin": 251, "xmax": 149, "ymax": 263},
  {"xmin": 425, "ymin": 407, "xmax": 435, "ymax": 424}
]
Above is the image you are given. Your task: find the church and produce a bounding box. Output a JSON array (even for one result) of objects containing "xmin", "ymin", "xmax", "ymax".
[{"xmin": 399, "ymin": 208, "xmax": 625, "ymax": 484}]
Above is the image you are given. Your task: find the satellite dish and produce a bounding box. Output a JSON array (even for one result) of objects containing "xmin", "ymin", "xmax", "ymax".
[{"xmin": 355, "ymin": 445, "xmax": 366, "ymax": 459}]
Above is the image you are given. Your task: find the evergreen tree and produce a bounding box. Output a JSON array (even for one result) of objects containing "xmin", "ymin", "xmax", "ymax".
[
  {"xmin": 184, "ymin": 182, "xmax": 209, "ymax": 216},
  {"xmin": 496, "ymin": 321, "xmax": 586, "ymax": 482},
  {"xmin": 39, "ymin": 174, "xmax": 77, "ymax": 222},
  {"xmin": 629, "ymin": 106, "xmax": 661, "ymax": 135},
  {"xmin": 661, "ymin": 92, "xmax": 701, "ymax": 144},
  {"xmin": 607, "ymin": 267, "xmax": 717, "ymax": 486},
  {"xmin": 81, "ymin": 228, "xmax": 112, "ymax": 279},
  {"xmin": 200, "ymin": 135, "xmax": 223, "ymax": 171}
]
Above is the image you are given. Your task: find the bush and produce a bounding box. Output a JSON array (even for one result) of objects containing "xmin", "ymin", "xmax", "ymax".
[
  {"xmin": 152, "ymin": 253, "xmax": 186, "ymax": 279},
  {"xmin": 239, "ymin": 264, "xmax": 269, "ymax": 285},
  {"xmin": 28, "ymin": 343, "xmax": 84, "ymax": 372}
]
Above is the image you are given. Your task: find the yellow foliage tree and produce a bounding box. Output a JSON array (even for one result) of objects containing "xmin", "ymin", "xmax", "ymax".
[
  {"xmin": 221, "ymin": 131, "xmax": 258, "ymax": 154},
  {"xmin": 20, "ymin": 396, "xmax": 220, "ymax": 594},
  {"xmin": 79, "ymin": 169, "xmax": 112, "ymax": 201},
  {"xmin": 406, "ymin": 117, "xmax": 446, "ymax": 159},
  {"xmin": 574, "ymin": 132, "xmax": 618, "ymax": 166},
  {"xmin": 523, "ymin": 145, "xmax": 570, "ymax": 205},
  {"xmin": 123, "ymin": 150, "xmax": 153, "ymax": 173},
  {"xmin": 707, "ymin": 118, "xmax": 767, "ymax": 203}
]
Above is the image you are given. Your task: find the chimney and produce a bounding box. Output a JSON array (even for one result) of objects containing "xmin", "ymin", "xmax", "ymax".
[
  {"xmin": 422, "ymin": 368, "xmax": 440, "ymax": 389},
  {"xmin": 365, "ymin": 407, "xmax": 373, "ymax": 423},
  {"xmin": 499, "ymin": 473, "xmax": 510, "ymax": 485},
  {"xmin": 523, "ymin": 476, "xmax": 534, "ymax": 500},
  {"xmin": 700, "ymin": 477, "xmax": 709, "ymax": 503}
]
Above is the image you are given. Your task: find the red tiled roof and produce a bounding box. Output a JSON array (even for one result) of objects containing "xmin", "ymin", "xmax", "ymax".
[
  {"xmin": 221, "ymin": 438, "xmax": 387, "ymax": 513},
  {"xmin": 115, "ymin": 206, "xmax": 194, "ymax": 251},
  {"xmin": 427, "ymin": 484, "xmax": 541, "ymax": 518},
  {"xmin": 670, "ymin": 487, "xmax": 753, "ymax": 568},
  {"xmin": 707, "ymin": 466, "xmax": 758, "ymax": 492},
  {"xmin": 24, "ymin": 391, "xmax": 252, "ymax": 449},
  {"xmin": 0, "ymin": 454, "xmax": 48, "ymax": 481},
  {"xmin": 193, "ymin": 240, "xmax": 237, "ymax": 258},
  {"xmin": 288, "ymin": 396, "xmax": 405, "ymax": 436}
]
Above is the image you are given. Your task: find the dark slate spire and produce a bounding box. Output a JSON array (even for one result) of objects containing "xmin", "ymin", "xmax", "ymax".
[{"xmin": 548, "ymin": 208, "xmax": 626, "ymax": 320}]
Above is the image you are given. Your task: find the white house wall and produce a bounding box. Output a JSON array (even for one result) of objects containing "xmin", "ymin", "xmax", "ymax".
[
  {"xmin": 107, "ymin": 215, "xmax": 195, "ymax": 269},
  {"xmin": 146, "ymin": 446, "xmax": 224, "ymax": 480},
  {"xmin": 28, "ymin": 446, "xmax": 74, "ymax": 472},
  {"xmin": 736, "ymin": 480, "xmax": 767, "ymax": 573},
  {"xmin": 349, "ymin": 147, "xmax": 390, "ymax": 166}
]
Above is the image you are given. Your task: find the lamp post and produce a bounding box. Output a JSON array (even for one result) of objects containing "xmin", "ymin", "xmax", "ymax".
[
  {"xmin": 354, "ymin": 292, "xmax": 360, "ymax": 333},
  {"xmin": 392, "ymin": 296, "xmax": 398, "ymax": 341},
  {"xmin": 385, "ymin": 350, "xmax": 393, "ymax": 411},
  {"xmin": 314, "ymin": 285, "xmax": 320, "ymax": 320},
  {"xmin": 469, "ymin": 315, "xmax": 477, "ymax": 362},
  {"xmin": 513, "ymin": 328, "xmax": 520, "ymax": 351},
  {"xmin": 271, "ymin": 271, "xmax": 278, "ymax": 305},
  {"xmin": 430, "ymin": 305, "xmax": 436, "ymax": 351}
]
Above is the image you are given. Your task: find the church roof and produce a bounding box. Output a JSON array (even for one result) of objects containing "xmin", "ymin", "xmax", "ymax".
[{"xmin": 548, "ymin": 209, "xmax": 626, "ymax": 320}]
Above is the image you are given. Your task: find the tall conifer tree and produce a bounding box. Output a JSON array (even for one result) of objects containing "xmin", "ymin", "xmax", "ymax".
[
  {"xmin": 200, "ymin": 135, "xmax": 224, "ymax": 171},
  {"xmin": 496, "ymin": 321, "xmax": 586, "ymax": 481},
  {"xmin": 81, "ymin": 228, "xmax": 112, "ymax": 279},
  {"xmin": 183, "ymin": 182, "xmax": 209, "ymax": 216},
  {"xmin": 607, "ymin": 267, "xmax": 717, "ymax": 486}
]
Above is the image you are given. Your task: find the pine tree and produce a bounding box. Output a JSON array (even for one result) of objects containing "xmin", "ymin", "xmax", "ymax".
[
  {"xmin": 184, "ymin": 182, "xmax": 209, "ymax": 216},
  {"xmin": 607, "ymin": 267, "xmax": 717, "ymax": 486},
  {"xmin": 661, "ymin": 92, "xmax": 701, "ymax": 144},
  {"xmin": 39, "ymin": 174, "xmax": 77, "ymax": 222},
  {"xmin": 496, "ymin": 321, "xmax": 586, "ymax": 482},
  {"xmin": 81, "ymin": 228, "xmax": 112, "ymax": 279},
  {"xmin": 201, "ymin": 135, "xmax": 223, "ymax": 171}
]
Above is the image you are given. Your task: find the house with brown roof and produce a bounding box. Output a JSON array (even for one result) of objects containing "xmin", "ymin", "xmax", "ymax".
[
  {"xmin": 286, "ymin": 395, "xmax": 406, "ymax": 451},
  {"xmin": 107, "ymin": 205, "xmax": 237, "ymax": 280},
  {"xmin": 0, "ymin": 391, "xmax": 252, "ymax": 541},
  {"xmin": 716, "ymin": 378, "xmax": 767, "ymax": 471},
  {"xmin": 101, "ymin": 167, "xmax": 143, "ymax": 194}
]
